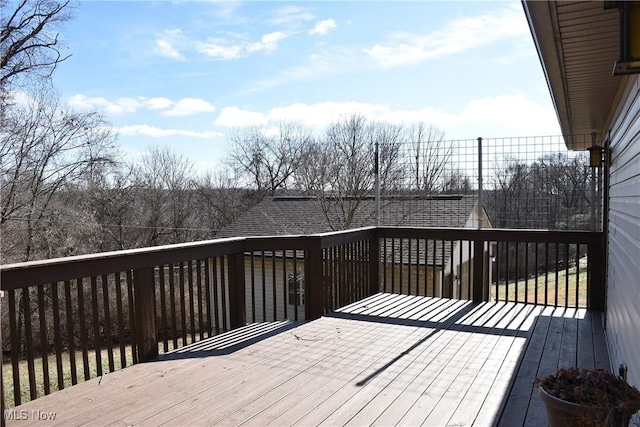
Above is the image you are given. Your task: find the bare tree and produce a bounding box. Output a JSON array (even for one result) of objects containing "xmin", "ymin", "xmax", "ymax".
[
  {"xmin": 0, "ymin": 85, "xmax": 115, "ymax": 262},
  {"xmin": 79, "ymin": 161, "xmax": 142, "ymax": 251},
  {"xmin": 227, "ymin": 121, "xmax": 311, "ymax": 199},
  {"xmin": 407, "ymin": 123, "xmax": 451, "ymax": 193},
  {"xmin": 317, "ymin": 114, "xmax": 374, "ymax": 229},
  {"xmin": 133, "ymin": 146, "xmax": 198, "ymax": 246},
  {"xmin": 223, "ymin": 115, "xmax": 449, "ymax": 231},
  {"xmin": 0, "ymin": 0, "xmax": 73, "ymax": 88},
  {"xmin": 441, "ymin": 168, "xmax": 473, "ymax": 194},
  {"xmin": 292, "ymin": 138, "xmax": 331, "ymax": 194},
  {"xmin": 316, "ymin": 117, "xmax": 443, "ymax": 230},
  {"xmin": 485, "ymin": 153, "xmax": 592, "ymax": 231},
  {"xmin": 369, "ymin": 121, "xmax": 404, "ymax": 193},
  {"xmin": 531, "ymin": 152, "xmax": 592, "ymax": 230},
  {"xmin": 485, "ymin": 158, "xmax": 531, "ymax": 229},
  {"xmin": 193, "ymin": 168, "xmax": 255, "ymax": 236}
]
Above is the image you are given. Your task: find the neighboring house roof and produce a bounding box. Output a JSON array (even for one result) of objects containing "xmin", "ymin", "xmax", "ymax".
[
  {"xmin": 217, "ymin": 195, "xmax": 480, "ymax": 238},
  {"xmin": 523, "ymin": 1, "xmax": 620, "ymax": 148},
  {"xmin": 218, "ymin": 195, "xmax": 486, "ymax": 267}
]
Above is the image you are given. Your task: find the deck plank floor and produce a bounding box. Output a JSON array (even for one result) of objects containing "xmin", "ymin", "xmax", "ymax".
[{"xmin": 8, "ymin": 293, "xmax": 610, "ymax": 426}]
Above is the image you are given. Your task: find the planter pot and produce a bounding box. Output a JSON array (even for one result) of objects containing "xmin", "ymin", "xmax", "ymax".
[{"xmin": 538, "ymin": 386, "xmax": 632, "ymax": 427}]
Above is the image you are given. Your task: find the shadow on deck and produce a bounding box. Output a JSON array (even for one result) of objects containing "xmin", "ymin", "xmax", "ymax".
[{"xmin": 6, "ymin": 293, "xmax": 610, "ymax": 426}]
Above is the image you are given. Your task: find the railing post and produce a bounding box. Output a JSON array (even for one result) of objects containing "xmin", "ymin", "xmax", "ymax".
[
  {"xmin": 228, "ymin": 252, "xmax": 246, "ymax": 329},
  {"xmin": 483, "ymin": 242, "xmax": 491, "ymax": 302},
  {"xmin": 588, "ymin": 238, "xmax": 606, "ymax": 311},
  {"xmin": 369, "ymin": 231, "xmax": 380, "ymax": 297},
  {"xmin": 473, "ymin": 239, "xmax": 484, "ymax": 302},
  {"xmin": 305, "ymin": 236, "xmax": 324, "ymax": 320},
  {"xmin": 133, "ymin": 267, "xmax": 158, "ymax": 362},
  {"xmin": 1, "ymin": 290, "xmax": 4, "ymax": 427}
]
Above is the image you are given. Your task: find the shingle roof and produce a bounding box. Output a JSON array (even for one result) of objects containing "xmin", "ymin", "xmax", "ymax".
[
  {"xmin": 217, "ymin": 195, "xmax": 478, "ymax": 238},
  {"xmin": 217, "ymin": 195, "xmax": 481, "ymax": 267}
]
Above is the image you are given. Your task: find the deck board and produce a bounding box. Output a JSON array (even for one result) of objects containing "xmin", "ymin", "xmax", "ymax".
[
  {"xmin": 577, "ymin": 311, "xmax": 595, "ymax": 369},
  {"xmin": 499, "ymin": 306, "xmax": 611, "ymax": 427},
  {"xmin": 592, "ymin": 311, "xmax": 610, "ymax": 369},
  {"xmin": 348, "ymin": 302, "xmax": 502, "ymax": 426},
  {"xmin": 7, "ymin": 293, "xmax": 610, "ymax": 427}
]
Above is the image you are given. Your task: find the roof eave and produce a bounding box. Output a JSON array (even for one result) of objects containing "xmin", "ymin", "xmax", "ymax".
[
  {"xmin": 523, "ymin": 1, "xmax": 623, "ymax": 150},
  {"xmin": 522, "ymin": 1, "xmax": 573, "ymax": 140}
]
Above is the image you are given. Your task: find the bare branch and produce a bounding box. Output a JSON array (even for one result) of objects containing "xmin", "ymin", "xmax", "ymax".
[{"xmin": 0, "ymin": 0, "xmax": 74, "ymax": 88}]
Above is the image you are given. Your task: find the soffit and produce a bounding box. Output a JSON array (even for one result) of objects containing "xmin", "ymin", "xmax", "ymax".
[{"xmin": 524, "ymin": 1, "xmax": 622, "ymax": 149}]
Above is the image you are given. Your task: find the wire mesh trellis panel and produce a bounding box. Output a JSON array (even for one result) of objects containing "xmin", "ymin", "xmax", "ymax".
[{"xmin": 381, "ymin": 134, "xmax": 600, "ymax": 231}]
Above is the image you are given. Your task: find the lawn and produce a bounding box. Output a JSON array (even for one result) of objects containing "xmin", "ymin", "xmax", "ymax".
[
  {"xmin": 2, "ymin": 346, "xmax": 134, "ymax": 409},
  {"xmin": 491, "ymin": 261, "xmax": 588, "ymax": 308}
]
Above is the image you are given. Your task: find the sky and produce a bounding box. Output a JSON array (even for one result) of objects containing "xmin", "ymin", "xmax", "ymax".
[{"xmin": 51, "ymin": 0, "xmax": 562, "ymax": 172}]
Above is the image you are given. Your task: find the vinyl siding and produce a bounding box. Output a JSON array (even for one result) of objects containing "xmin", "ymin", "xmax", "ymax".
[
  {"xmin": 605, "ymin": 74, "xmax": 640, "ymax": 388},
  {"xmin": 242, "ymin": 257, "xmax": 306, "ymax": 323}
]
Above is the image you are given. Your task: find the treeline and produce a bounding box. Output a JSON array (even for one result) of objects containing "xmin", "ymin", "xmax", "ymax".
[
  {"xmin": 0, "ymin": 0, "xmax": 595, "ymax": 265},
  {"xmin": 484, "ymin": 152, "xmax": 593, "ymax": 231},
  {"xmin": 1, "ymin": 107, "xmax": 458, "ymax": 263}
]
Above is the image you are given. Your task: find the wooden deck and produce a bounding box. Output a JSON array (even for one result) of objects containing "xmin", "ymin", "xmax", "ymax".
[{"xmin": 7, "ymin": 293, "xmax": 610, "ymax": 426}]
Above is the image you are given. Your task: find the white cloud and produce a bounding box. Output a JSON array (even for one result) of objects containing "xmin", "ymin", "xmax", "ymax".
[
  {"xmin": 459, "ymin": 94, "xmax": 560, "ymax": 135},
  {"xmin": 156, "ymin": 27, "xmax": 287, "ymax": 62},
  {"xmin": 155, "ymin": 39, "xmax": 185, "ymax": 61},
  {"xmin": 154, "ymin": 29, "xmax": 187, "ymax": 61},
  {"xmin": 146, "ymin": 97, "xmax": 173, "ymax": 110},
  {"xmin": 196, "ymin": 39, "xmax": 243, "ymax": 60},
  {"xmin": 381, "ymin": 107, "xmax": 460, "ymax": 127},
  {"xmin": 68, "ymin": 94, "xmax": 214, "ymax": 117},
  {"xmin": 68, "ymin": 94, "xmax": 140, "ymax": 115},
  {"xmin": 210, "ymin": 0, "xmax": 242, "ymax": 19},
  {"xmin": 364, "ymin": 4, "xmax": 529, "ymax": 67},
  {"xmin": 197, "ymin": 31, "xmax": 288, "ymax": 59},
  {"xmin": 248, "ymin": 47, "xmax": 357, "ymax": 92},
  {"xmin": 117, "ymin": 124, "xmax": 223, "ymax": 139},
  {"xmin": 213, "ymin": 95, "xmax": 559, "ymax": 138},
  {"xmin": 269, "ymin": 101, "xmax": 388, "ymax": 126},
  {"xmin": 246, "ymin": 32, "xmax": 287, "ymax": 54},
  {"xmin": 215, "ymin": 101, "xmax": 431, "ymax": 129},
  {"xmin": 164, "ymin": 98, "xmax": 215, "ymax": 117},
  {"xmin": 214, "ymin": 106, "xmax": 268, "ymax": 127},
  {"xmin": 310, "ymin": 19, "xmax": 337, "ymax": 35},
  {"xmin": 270, "ymin": 6, "xmax": 315, "ymax": 25}
]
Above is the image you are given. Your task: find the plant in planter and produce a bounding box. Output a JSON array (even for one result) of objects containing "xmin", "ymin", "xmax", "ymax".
[{"xmin": 536, "ymin": 367, "xmax": 640, "ymax": 427}]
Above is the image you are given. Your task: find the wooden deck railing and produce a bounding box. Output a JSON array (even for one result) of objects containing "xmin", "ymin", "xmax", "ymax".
[
  {"xmin": 0, "ymin": 227, "xmax": 603, "ymax": 409},
  {"xmin": 376, "ymin": 228, "xmax": 604, "ymax": 310}
]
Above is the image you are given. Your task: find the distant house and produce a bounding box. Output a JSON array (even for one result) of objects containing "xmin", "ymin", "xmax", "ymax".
[
  {"xmin": 218, "ymin": 195, "xmax": 489, "ymax": 236},
  {"xmin": 218, "ymin": 195, "xmax": 492, "ymax": 321}
]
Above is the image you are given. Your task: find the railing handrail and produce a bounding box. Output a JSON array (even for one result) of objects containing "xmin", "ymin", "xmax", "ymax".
[
  {"xmin": 376, "ymin": 227, "xmax": 603, "ymax": 244},
  {"xmin": 0, "ymin": 226, "xmax": 603, "ymax": 290},
  {"xmin": 0, "ymin": 237, "xmax": 245, "ymax": 290},
  {"xmin": 316, "ymin": 227, "xmax": 377, "ymax": 249}
]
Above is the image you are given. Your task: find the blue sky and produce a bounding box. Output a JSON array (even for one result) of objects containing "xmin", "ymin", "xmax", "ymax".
[{"xmin": 52, "ymin": 0, "xmax": 561, "ymax": 171}]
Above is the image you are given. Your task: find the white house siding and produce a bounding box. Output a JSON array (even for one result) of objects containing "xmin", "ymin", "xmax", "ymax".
[
  {"xmin": 443, "ymin": 206, "xmax": 492, "ymax": 299},
  {"xmin": 242, "ymin": 257, "xmax": 306, "ymax": 323},
  {"xmin": 605, "ymin": 74, "xmax": 640, "ymax": 388}
]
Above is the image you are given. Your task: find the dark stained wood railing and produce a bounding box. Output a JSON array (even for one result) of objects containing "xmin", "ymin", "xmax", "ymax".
[
  {"xmin": 0, "ymin": 238, "xmax": 246, "ymax": 409},
  {"xmin": 0, "ymin": 227, "xmax": 603, "ymax": 410},
  {"xmin": 376, "ymin": 228, "xmax": 604, "ymax": 310},
  {"xmin": 316, "ymin": 228, "xmax": 378, "ymax": 315}
]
